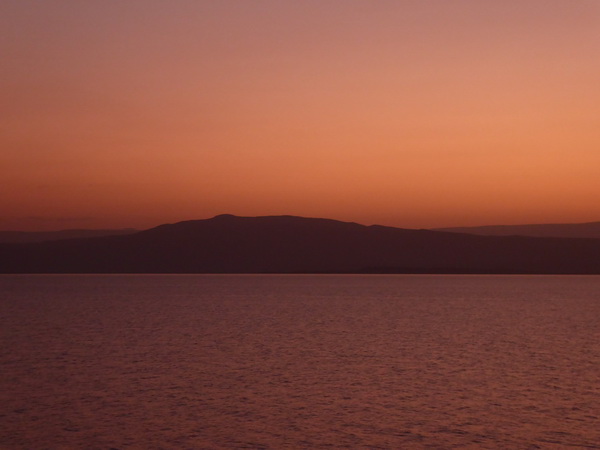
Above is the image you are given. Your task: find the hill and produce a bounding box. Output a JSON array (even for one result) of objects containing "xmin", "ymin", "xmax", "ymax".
[
  {"xmin": 0, "ymin": 228, "xmax": 138, "ymax": 244},
  {"xmin": 434, "ymin": 221, "xmax": 600, "ymax": 239},
  {"xmin": 1, "ymin": 214, "xmax": 599, "ymax": 274}
]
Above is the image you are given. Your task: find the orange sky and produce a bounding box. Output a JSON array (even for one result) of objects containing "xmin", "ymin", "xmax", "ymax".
[{"xmin": 2, "ymin": 1, "xmax": 600, "ymax": 231}]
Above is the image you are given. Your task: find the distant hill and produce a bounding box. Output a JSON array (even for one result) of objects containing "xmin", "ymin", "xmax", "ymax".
[
  {"xmin": 0, "ymin": 229, "xmax": 138, "ymax": 244},
  {"xmin": 1, "ymin": 214, "xmax": 599, "ymax": 274},
  {"xmin": 434, "ymin": 222, "xmax": 600, "ymax": 239}
]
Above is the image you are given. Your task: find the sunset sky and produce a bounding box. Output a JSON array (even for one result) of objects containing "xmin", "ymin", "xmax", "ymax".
[{"xmin": 2, "ymin": 1, "xmax": 599, "ymax": 231}]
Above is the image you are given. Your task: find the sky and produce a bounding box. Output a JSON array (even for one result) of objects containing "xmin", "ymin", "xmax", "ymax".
[{"xmin": 2, "ymin": 0, "xmax": 600, "ymax": 231}]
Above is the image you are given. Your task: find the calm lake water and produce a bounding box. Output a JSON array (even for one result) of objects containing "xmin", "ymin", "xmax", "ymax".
[{"xmin": 1, "ymin": 275, "xmax": 599, "ymax": 449}]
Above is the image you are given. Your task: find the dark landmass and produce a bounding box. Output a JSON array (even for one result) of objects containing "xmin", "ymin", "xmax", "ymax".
[
  {"xmin": 1, "ymin": 214, "xmax": 599, "ymax": 274},
  {"xmin": 434, "ymin": 221, "xmax": 600, "ymax": 239},
  {"xmin": 0, "ymin": 229, "xmax": 138, "ymax": 244}
]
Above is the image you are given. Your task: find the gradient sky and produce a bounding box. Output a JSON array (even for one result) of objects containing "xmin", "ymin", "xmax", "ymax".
[{"xmin": 2, "ymin": 1, "xmax": 599, "ymax": 231}]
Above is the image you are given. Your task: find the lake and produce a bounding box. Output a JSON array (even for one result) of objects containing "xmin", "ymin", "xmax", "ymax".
[{"xmin": 1, "ymin": 275, "xmax": 599, "ymax": 448}]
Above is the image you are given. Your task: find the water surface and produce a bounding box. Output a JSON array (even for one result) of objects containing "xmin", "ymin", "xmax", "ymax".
[{"xmin": 1, "ymin": 275, "xmax": 599, "ymax": 448}]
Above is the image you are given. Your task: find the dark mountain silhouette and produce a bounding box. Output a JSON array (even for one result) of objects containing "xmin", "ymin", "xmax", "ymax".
[
  {"xmin": 0, "ymin": 228, "xmax": 138, "ymax": 244},
  {"xmin": 1, "ymin": 214, "xmax": 599, "ymax": 274},
  {"xmin": 434, "ymin": 221, "xmax": 600, "ymax": 239}
]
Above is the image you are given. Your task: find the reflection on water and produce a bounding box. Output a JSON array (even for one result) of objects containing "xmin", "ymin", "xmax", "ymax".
[{"xmin": 1, "ymin": 275, "xmax": 599, "ymax": 448}]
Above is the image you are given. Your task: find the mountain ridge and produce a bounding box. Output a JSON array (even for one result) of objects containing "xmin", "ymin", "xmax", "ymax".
[
  {"xmin": 434, "ymin": 221, "xmax": 600, "ymax": 239},
  {"xmin": 1, "ymin": 214, "xmax": 599, "ymax": 274},
  {"xmin": 0, "ymin": 228, "xmax": 138, "ymax": 244}
]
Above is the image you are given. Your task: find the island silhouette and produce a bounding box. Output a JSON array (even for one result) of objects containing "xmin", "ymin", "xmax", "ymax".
[
  {"xmin": 1, "ymin": 214, "xmax": 599, "ymax": 274},
  {"xmin": 435, "ymin": 221, "xmax": 600, "ymax": 239},
  {"xmin": 0, "ymin": 228, "xmax": 138, "ymax": 244}
]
